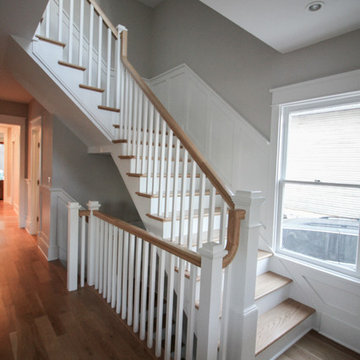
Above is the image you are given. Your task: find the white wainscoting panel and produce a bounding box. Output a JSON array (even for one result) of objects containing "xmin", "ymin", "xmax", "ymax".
[{"xmin": 149, "ymin": 64, "xmax": 271, "ymax": 237}]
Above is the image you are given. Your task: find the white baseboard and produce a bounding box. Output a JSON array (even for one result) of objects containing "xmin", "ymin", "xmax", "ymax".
[{"xmin": 38, "ymin": 230, "xmax": 59, "ymax": 261}]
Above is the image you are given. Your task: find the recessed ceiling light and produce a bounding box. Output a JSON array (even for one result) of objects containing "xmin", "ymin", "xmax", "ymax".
[{"xmin": 307, "ymin": 1, "xmax": 324, "ymax": 12}]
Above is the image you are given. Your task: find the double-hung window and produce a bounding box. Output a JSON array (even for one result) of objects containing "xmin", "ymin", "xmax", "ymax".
[{"xmin": 277, "ymin": 94, "xmax": 360, "ymax": 276}]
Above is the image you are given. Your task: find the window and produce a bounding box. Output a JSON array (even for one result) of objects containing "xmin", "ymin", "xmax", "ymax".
[{"xmin": 277, "ymin": 95, "xmax": 360, "ymax": 276}]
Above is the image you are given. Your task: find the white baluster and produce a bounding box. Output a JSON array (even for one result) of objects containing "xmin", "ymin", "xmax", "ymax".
[
  {"xmin": 147, "ymin": 245, "xmax": 157, "ymax": 348},
  {"xmin": 67, "ymin": 202, "xmax": 81, "ymax": 292},
  {"xmin": 155, "ymin": 250, "xmax": 165, "ymax": 357},
  {"xmin": 139, "ymin": 241, "xmax": 149, "ymax": 340},
  {"xmin": 208, "ymin": 186, "xmax": 216, "ymax": 243},
  {"xmin": 45, "ymin": 3, "xmax": 50, "ymax": 38},
  {"xmin": 68, "ymin": 0, "xmax": 74, "ymax": 63},
  {"xmin": 132, "ymin": 85, "xmax": 138, "ymax": 156},
  {"xmin": 179, "ymin": 150, "xmax": 189, "ymax": 245},
  {"xmin": 219, "ymin": 201, "xmax": 228, "ymax": 245},
  {"xmin": 197, "ymin": 174, "xmax": 206, "ymax": 249},
  {"xmin": 127, "ymin": 78, "xmax": 133, "ymax": 155},
  {"xmin": 136, "ymin": 91, "xmax": 143, "ymax": 172},
  {"xmin": 141, "ymin": 98, "xmax": 148, "ymax": 174},
  {"xmin": 103, "ymin": 221, "xmax": 108, "ymax": 298},
  {"xmin": 58, "ymin": 0, "xmax": 63, "ymax": 42},
  {"xmin": 174, "ymin": 259, "xmax": 185, "ymax": 360},
  {"xmin": 107, "ymin": 224, "xmax": 113, "ymax": 302},
  {"xmin": 80, "ymin": 214, "xmax": 86, "ymax": 287},
  {"xmin": 171, "ymin": 139, "xmax": 181, "ymax": 241},
  {"xmin": 87, "ymin": 201, "xmax": 100, "ymax": 286},
  {"xmin": 185, "ymin": 264, "xmax": 197, "ymax": 359},
  {"xmin": 123, "ymin": 71, "xmax": 129, "ymax": 142},
  {"xmin": 87, "ymin": 4, "xmax": 94, "ymax": 85},
  {"xmin": 146, "ymin": 105, "xmax": 154, "ymax": 193},
  {"xmin": 121, "ymin": 232, "xmax": 129, "ymax": 320},
  {"xmin": 78, "ymin": 0, "xmax": 84, "ymax": 66},
  {"xmin": 127, "ymin": 234, "xmax": 135, "ymax": 326},
  {"xmin": 116, "ymin": 229, "xmax": 124, "ymax": 314},
  {"xmin": 152, "ymin": 112, "xmax": 160, "ymax": 194},
  {"xmin": 97, "ymin": 15, "xmax": 103, "ymax": 89},
  {"xmin": 119, "ymin": 62, "xmax": 125, "ymax": 138},
  {"xmin": 95, "ymin": 217, "xmax": 100, "ymax": 290},
  {"xmin": 164, "ymin": 254, "xmax": 175, "ymax": 360},
  {"xmin": 164, "ymin": 130, "xmax": 173, "ymax": 218},
  {"xmin": 106, "ymin": 27, "xmax": 111, "ymax": 106},
  {"xmin": 99, "ymin": 219, "xmax": 104, "ymax": 293},
  {"xmin": 133, "ymin": 236, "xmax": 142, "ymax": 333},
  {"xmin": 187, "ymin": 160, "xmax": 197, "ymax": 250},
  {"xmin": 111, "ymin": 226, "xmax": 118, "ymax": 308},
  {"xmin": 157, "ymin": 122, "xmax": 167, "ymax": 215}
]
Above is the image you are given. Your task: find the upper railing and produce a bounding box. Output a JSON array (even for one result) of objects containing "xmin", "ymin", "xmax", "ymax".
[{"xmin": 38, "ymin": 0, "xmax": 245, "ymax": 263}]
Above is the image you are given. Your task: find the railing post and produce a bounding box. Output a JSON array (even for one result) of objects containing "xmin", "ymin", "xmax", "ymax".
[
  {"xmin": 67, "ymin": 202, "xmax": 81, "ymax": 291},
  {"xmin": 87, "ymin": 201, "xmax": 101, "ymax": 286},
  {"xmin": 221, "ymin": 191, "xmax": 264, "ymax": 360},
  {"xmin": 197, "ymin": 242, "xmax": 227, "ymax": 360}
]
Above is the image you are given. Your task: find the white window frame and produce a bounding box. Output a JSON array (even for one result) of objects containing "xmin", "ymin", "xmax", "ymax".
[{"xmin": 269, "ymin": 69, "xmax": 360, "ymax": 279}]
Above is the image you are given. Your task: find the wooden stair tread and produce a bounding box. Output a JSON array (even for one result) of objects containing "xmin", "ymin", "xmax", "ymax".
[
  {"xmin": 118, "ymin": 155, "xmax": 191, "ymax": 162},
  {"xmin": 147, "ymin": 207, "xmax": 222, "ymax": 222},
  {"xmin": 256, "ymin": 298, "xmax": 315, "ymax": 356},
  {"xmin": 112, "ymin": 139, "xmax": 127, "ymax": 144},
  {"xmin": 36, "ymin": 35, "xmax": 66, "ymax": 47},
  {"xmin": 257, "ymin": 250, "xmax": 273, "ymax": 261},
  {"xmin": 79, "ymin": 84, "xmax": 104, "ymax": 93},
  {"xmin": 58, "ymin": 60, "xmax": 86, "ymax": 71},
  {"xmin": 136, "ymin": 189, "xmax": 219, "ymax": 199},
  {"xmin": 127, "ymin": 172, "xmax": 201, "ymax": 178},
  {"xmin": 255, "ymin": 271, "xmax": 292, "ymax": 300},
  {"xmin": 98, "ymin": 105, "xmax": 120, "ymax": 113}
]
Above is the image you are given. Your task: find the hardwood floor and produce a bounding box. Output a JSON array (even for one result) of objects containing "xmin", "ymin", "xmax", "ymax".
[
  {"xmin": 278, "ymin": 330, "xmax": 360, "ymax": 360},
  {"xmin": 0, "ymin": 202, "xmax": 152, "ymax": 360}
]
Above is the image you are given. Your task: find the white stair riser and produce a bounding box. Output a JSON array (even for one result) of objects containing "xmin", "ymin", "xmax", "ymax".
[
  {"xmin": 255, "ymin": 283, "xmax": 291, "ymax": 315},
  {"xmin": 146, "ymin": 212, "xmax": 223, "ymax": 240},
  {"xmin": 137, "ymin": 176, "xmax": 203, "ymax": 194},
  {"xmin": 256, "ymin": 257, "xmax": 271, "ymax": 276},
  {"xmin": 146, "ymin": 193, "xmax": 223, "ymax": 214}
]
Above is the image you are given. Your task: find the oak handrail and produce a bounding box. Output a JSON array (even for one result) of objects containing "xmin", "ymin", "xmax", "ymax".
[
  {"xmin": 120, "ymin": 30, "xmax": 235, "ymax": 210},
  {"xmin": 94, "ymin": 211, "xmax": 202, "ymax": 267}
]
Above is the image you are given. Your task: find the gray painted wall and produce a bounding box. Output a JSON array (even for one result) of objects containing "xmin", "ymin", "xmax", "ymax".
[
  {"xmin": 150, "ymin": 0, "xmax": 360, "ymax": 139},
  {"xmin": 96, "ymin": 0, "xmax": 153, "ymax": 78},
  {"xmin": 52, "ymin": 116, "xmax": 141, "ymax": 223}
]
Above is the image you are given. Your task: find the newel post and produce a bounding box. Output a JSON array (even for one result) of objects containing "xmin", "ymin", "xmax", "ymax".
[
  {"xmin": 222, "ymin": 191, "xmax": 264, "ymax": 360},
  {"xmin": 87, "ymin": 201, "xmax": 101, "ymax": 286},
  {"xmin": 197, "ymin": 243, "xmax": 227, "ymax": 360},
  {"xmin": 67, "ymin": 202, "xmax": 81, "ymax": 291}
]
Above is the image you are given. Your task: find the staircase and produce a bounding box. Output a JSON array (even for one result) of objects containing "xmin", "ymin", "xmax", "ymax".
[{"xmin": 13, "ymin": 0, "xmax": 316, "ymax": 358}]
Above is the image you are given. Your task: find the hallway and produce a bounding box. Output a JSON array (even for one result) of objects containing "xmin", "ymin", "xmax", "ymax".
[{"xmin": 0, "ymin": 202, "xmax": 152, "ymax": 359}]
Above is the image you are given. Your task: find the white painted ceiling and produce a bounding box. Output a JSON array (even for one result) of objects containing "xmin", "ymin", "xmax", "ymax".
[
  {"xmin": 199, "ymin": 0, "xmax": 360, "ymax": 53},
  {"xmin": 137, "ymin": 0, "xmax": 164, "ymax": 8}
]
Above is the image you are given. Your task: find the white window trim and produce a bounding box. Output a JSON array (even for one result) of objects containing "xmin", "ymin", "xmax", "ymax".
[{"xmin": 269, "ymin": 69, "xmax": 360, "ymax": 279}]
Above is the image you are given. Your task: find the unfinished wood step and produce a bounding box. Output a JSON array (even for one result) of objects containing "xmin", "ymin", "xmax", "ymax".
[
  {"xmin": 136, "ymin": 189, "xmax": 219, "ymax": 199},
  {"xmin": 147, "ymin": 207, "xmax": 221, "ymax": 222},
  {"xmin": 118, "ymin": 155, "xmax": 191, "ymax": 162},
  {"xmin": 98, "ymin": 105, "xmax": 120, "ymax": 113},
  {"xmin": 58, "ymin": 60, "xmax": 86, "ymax": 71},
  {"xmin": 79, "ymin": 84, "xmax": 104, "ymax": 93},
  {"xmin": 36, "ymin": 35, "xmax": 66, "ymax": 47},
  {"xmin": 257, "ymin": 250, "xmax": 273, "ymax": 261},
  {"xmin": 256, "ymin": 298, "xmax": 315, "ymax": 356},
  {"xmin": 127, "ymin": 172, "xmax": 201, "ymax": 178},
  {"xmin": 255, "ymin": 272, "xmax": 292, "ymax": 300}
]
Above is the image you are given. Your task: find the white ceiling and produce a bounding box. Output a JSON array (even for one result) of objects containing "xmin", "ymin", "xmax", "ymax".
[{"xmin": 199, "ymin": 0, "xmax": 360, "ymax": 53}]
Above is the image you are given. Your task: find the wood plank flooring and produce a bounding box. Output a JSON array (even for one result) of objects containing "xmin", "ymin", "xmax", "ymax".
[
  {"xmin": 278, "ymin": 330, "xmax": 360, "ymax": 360},
  {"xmin": 0, "ymin": 201, "xmax": 152, "ymax": 360}
]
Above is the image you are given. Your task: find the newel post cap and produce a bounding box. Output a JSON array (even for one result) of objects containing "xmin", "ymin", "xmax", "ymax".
[
  {"xmin": 67, "ymin": 202, "xmax": 81, "ymax": 209},
  {"xmin": 198, "ymin": 242, "xmax": 228, "ymax": 260},
  {"xmin": 116, "ymin": 25, "xmax": 127, "ymax": 33},
  {"xmin": 87, "ymin": 201, "xmax": 101, "ymax": 211}
]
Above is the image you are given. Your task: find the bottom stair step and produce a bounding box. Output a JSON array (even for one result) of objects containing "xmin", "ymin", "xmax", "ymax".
[{"xmin": 256, "ymin": 298, "xmax": 315, "ymax": 356}]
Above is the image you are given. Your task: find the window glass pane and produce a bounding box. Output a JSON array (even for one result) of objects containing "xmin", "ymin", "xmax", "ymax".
[
  {"xmin": 285, "ymin": 107, "xmax": 360, "ymax": 185},
  {"xmin": 281, "ymin": 183, "xmax": 359, "ymax": 267}
]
